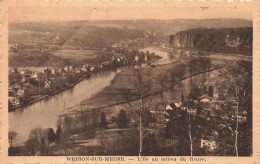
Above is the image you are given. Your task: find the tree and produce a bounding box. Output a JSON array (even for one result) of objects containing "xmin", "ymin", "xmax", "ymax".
[
  {"xmin": 100, "ymin": 112, "xmax": 108, "ymax": 129},
  {"xmin": 25, "ymin": 138, "xmax": 38, "ymax": 155},
  {"xmin": 120, "ymin": 68, "xmax": 153, "ymax": 156},
  {"xmin": 8, "ymin": 131, "xmax": 17, "ymax": 148},
  {"xmin": 208, "ymin": 85, "xmax": 214, "ymax": 97},
  {"xmin": 40, "ymin": 138, "xmax": 49, "ymax": 156},
  {"xmin": 55, "ymin": 125, "xmax": 62, "ymax": 144},
  {"xmin": 165, "ymin": 106, "xmax": 190, "ymax": 155},
  {"xmin": 214, "ymin": 60, "xmax": 252, "ymax": 156},
  {"xmin": 25, "ymin": 127, "xmax": 44, "ymax": 155},
  {"xmin": 188, "ymin": 87, "xmax": 202, "ymax": 100},
  {"xmin": 143, "ymin": 133, "xmax": 159, "ymax": 155},
  {"xmin": 47, "ymin": 128, "xmax": 56, "ymax": 143},
  {"xmin": 116, "ymin": 109, "xmax": 128, "ymax": 128},
  {"xmin": 59, "ymin": 131, "xmax": 71, "ymax": 155}
]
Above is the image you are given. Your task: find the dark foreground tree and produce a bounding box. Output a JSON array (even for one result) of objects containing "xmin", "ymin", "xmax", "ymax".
[
  {"xmin": 8, "ymin": 131, "xmax": 17, "ymax": 148},
  {"xmin": 55, "ymin": 125, "xmax": 62, "ymax": 144},
  {"xmin": 47, "ymin": 128, "xmax": 56, "ymax": 143},
  {"xmin": 100, "ymin": 112, "xmax": 108, "ymax": 129},
  {"xmin": 143, "ymin": 133, "xmax": 159, "ymax": 156},
  {"xmin": 215, "ymin": 60, "xmax": 252, "ymax": 156},
  {"xmin": 116, "ymin": 109, "xmax": 128, "ymax": 128}
]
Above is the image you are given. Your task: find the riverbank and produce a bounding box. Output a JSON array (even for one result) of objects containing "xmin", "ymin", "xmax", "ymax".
[
  {"xmin": 62, "ymin": 58, "xmax": 224, "ymax": 116},
  {"xmin": 9, "ymin": 55, "xmax": 162, "ymax": 112}
]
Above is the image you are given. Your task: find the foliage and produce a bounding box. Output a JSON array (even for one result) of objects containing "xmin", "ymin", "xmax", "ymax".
[
  {"xmin": 100, "ymin": 112, "xmax": 108, "ymax": 129},
  {"xmin": 55, "ymin": 125, "xmax": 62, "ymax": 144},
  {"xmin": 47, "ymin": 128, "xmax": 56, "ymax": 143},
  {"xmin": 142, "ymin": 133, "xmax": 159, "ymax": 155},
  {"xmin": 8, "ymin": 131, "xmax": 17, "ymax": 148},
  {"xmin": 170, "ymin": 28, "xmax": 252, "ymax": 56},
  {"xmin": 116, "ymin": 109, "xmax": 128, "ymax": 128},
  {"xmin": 188, "ymin": 87, "xmax": 202, "ymax": 100}
]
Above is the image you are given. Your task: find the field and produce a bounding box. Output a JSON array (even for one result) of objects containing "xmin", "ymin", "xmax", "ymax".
[{"xmin": 51, "ymin": 50, "xmax": 97, "ymax": 60}]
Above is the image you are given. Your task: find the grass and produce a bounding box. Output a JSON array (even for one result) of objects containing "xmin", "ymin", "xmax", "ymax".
[{"xmin": 51, "ymin": 50, "xmax": 96, "ymax": 60}]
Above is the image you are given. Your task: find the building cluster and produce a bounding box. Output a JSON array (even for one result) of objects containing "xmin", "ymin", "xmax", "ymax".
[
  {"xmin": 9, "ymin": 50, "xmax": 156, "ymax": 109},
  {"xmin": 162, "ymin": 82, "xmax": 248, "ymax": 154}
]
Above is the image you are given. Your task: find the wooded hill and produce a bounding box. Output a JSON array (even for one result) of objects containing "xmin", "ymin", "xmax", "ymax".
[{"xmin": 169, "ymin": 28, "xmax": 252, "ymax": 56}]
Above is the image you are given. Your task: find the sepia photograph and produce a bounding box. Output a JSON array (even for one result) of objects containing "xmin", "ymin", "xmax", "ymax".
[{"xmin": 1, "ymin": 2, "xmax": 257, "ymax": 162}]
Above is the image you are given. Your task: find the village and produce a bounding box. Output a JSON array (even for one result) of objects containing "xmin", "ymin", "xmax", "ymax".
[{"xmin": 8, "ymin": 47, "xmax": 159, "ymax": 111}]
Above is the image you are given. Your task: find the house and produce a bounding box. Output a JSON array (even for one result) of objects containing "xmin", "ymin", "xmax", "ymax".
[
  {"xmin": 90, "ymin": 66, "xmax": 95, "ymax": 72},
  {"xmin": 166, "ymin": 103, "xmax": 177, "ymax": 111},
  {"xmin": 8, "ymin": 87, "xmax": 15, "ymax": 97},
  {"xmin": 21, "ymin": 76, "xmax": 27, "ymax": 83},
  {"xmin": 186, "ymin": 51, "xmax": 191, "ymax": 56},
  {"xmin": 9, "ymin": 97, "xmax": 20, "ymax": 106},
  {"xmin": 11, "ymin": 68, "xmax": 18, "ymax": 73},
  {"xmin": 43, "ymin": 67, "xmax": 50, "ymax": 74},
  {"xmin": 187, "ymin": 108, "xmax": 197, "ymax": 115},
  {"xmin": 69, "ymin": 66, "xmax": 74, "ymax": 72},
  {"xmin": 20, "ymin": 70, "xmax": 26, "ymax": 75},
  {"xmin": 31, "ymin": 73, "xmax": 38, "ymax": 79},
  {"xmin": 81, "ymin": 65, "xmax": 88, "ymax": 72},
  {"xmin": 144, "ymin": 55, "xmax": 148, "ymax": 61},
  {"xmin": 57, "ymin": 68, "xmax": 63, "ymax": 73},
  {"xmin": 200, "ymin": 98, "xmax": 211, "ymax": 103},
  {"xmin": 201, "ymin": 139, "xmax": 216, "ymax": 150},
  {"xmin": 135, "ymin": 55, "xmax": 139, "ymax": 62},
  {"xmin": 22, "ymin": 82, "xmax": 31, "ymax": 89},
  {"xmin": 44, "ymin": 80, "xmax": 52, "ymax": 88},
  {"xmin": 50, "ymin": 68, "xmax": 56, "ymax": 75},
  {"xmin": 75, "ymin": 69, "xmax": 82, "ymax": 74},
  {"xmin": 64, "ymin": 66, "xmax": 69, "ymax": 72},
  {"xmin": 8, "ymin": 86, "xmax": 14, "ymax": 92},
  {"xmin": 12, "ymin": 84, "xmax": 21, "ymax": 91},
  {"xmin": 17, "ymin": 89, "xmax": 25, "ymax": 98}
]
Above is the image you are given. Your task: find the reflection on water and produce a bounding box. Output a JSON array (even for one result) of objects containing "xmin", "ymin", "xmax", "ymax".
[
  {"xmin": 161, "ymin": 70, "xmax": 218, "ymax": 104},
  {"xmin": 141, "ymin": 47, "xmax": 171, "ymax": 65},
  {"xmin": 9, "ymin": 69, "xmax": 121, "ymax": 146}
]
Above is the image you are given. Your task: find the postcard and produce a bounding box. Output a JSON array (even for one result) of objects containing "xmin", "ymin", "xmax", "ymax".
[{"xmin": 0, "ymin": 0, "xmax": 259, "ymax": 163}]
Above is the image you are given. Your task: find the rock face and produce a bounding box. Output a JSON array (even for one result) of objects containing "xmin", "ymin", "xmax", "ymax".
[{"xmin": 169, "ymin": 28, "xmax": 252, "ymax": 56}]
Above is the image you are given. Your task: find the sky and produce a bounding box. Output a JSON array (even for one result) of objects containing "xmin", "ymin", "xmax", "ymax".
[{"xmin": 8, "ymin": 6, "xmax": 252, "ymax": 23}]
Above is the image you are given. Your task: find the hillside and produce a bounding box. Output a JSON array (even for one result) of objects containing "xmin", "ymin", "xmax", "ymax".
[
  {"xmin": 9, "ymin": 24, "xmax": 147, "ymax": 49},
  {"xmin": 9, "ymin": 18, "xmax": 252, "ymax": 36},
  {"xmin": 169, "ymin": 27, "xmax": 252, "ymax": 56}
]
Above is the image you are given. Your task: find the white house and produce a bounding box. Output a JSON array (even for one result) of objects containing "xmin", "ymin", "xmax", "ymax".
[
  {"xmin": 144, "ymin": 55, "xmax": 148, "ymax": 61},
  {"xmin": 90, "ymin": 66, "xmax": 95, "ymax": 72},
  {"xmin": 200, "ymin": 98, "xmax": 211, "ymax": 103},
  {"xmin": 32, "ymin": 73, "xmax": 38, "ymax": 79},
  {"xmin": 69, "ymin": 66, "xmax": 74, "ymax": 72},
  {"xmin": 201, "ymin": 139, "xmax": 216, "ymax": 150},
  {"xmin": 17, "ymin": 89, "xmax": 25, "ymax": 98},
  {"xmin": 64, "ymin": 66, "xmax": 69, "ymax": 72},
  {"xmin": 187, "ymin": 108, "xmax": 197, "ymax": 115},
  {"xmin": 166, "ymin": 103, "xmax": 177, "ymax": 111},
  {"xmin": 135, "ymin": 55, "xmax": 139, "ymax": 62},
  {"xmin": 9, "ymin": 97, "xmax": 20, "ymax": 106},
  {"xmin": 50, "ymin": 68, "xmax": 56, "ymax": 75},
  {"xmin": 75, "ymin": 69, "xmax": 82, "ymax": 74},
  {"xmin": 44, "ymin": 80, "xmax": 52, "ymax": 88}
]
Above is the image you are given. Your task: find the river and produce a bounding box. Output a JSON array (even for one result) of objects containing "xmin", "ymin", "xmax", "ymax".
[
  {"xmin": 9, "ymin": 69, "xmax": 121, "ymax": 146},
  {"xmin": 9, "ymin": 46, "xmax": 217, "ymax": 146}
]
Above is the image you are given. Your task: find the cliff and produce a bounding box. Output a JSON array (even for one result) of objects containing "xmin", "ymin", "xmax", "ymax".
[{"xmin": 169, "ymin": 28, "xmax": 252, "ymax": 56}]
